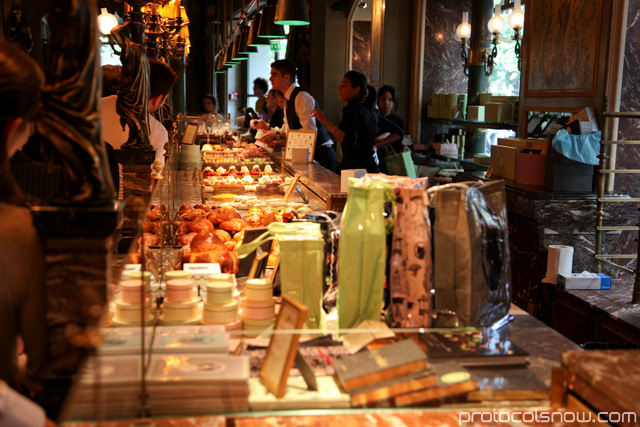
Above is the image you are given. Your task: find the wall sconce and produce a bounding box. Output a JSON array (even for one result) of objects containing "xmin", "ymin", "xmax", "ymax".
[
  {"xmin": 508, "ymin": 0, "xmax": 524, "ymax": 71},
  {"xmin": 484, "ymin": 5, "xmax": 504, "ymax": 76},
  {"xmin": 456, "ymin": 11, "xmax": 471, "ymax": 76}
]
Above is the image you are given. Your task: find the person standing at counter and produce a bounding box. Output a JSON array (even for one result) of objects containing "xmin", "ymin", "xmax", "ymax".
[
  {"xmin": 312, "ymin": 71, "xmax": 402, "ymax": 173},
  {"xmin": 0, "ymin": 41, "xmax": 50, "ymax": 421},
  {"xmin": 375, "ymin": 85, "xmax": 405, "ymax": 174},
  {"xmin": 252, "ymin": 60, "xmax": 337, "ymax": 172},
  {"xmin": 203, "ymin": 94, "xmax": 224, "ymax": 122},
  {"xmin": 266, "ymin": 89, "xmax": 284, "ymax": 129},
  {"xmin": 253, "ymin": 78, "xmax": 269, "ymax": 118}
]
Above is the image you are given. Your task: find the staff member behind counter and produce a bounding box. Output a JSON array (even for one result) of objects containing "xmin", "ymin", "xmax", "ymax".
[{"xmin": 250, "ymin": 60, "xmax": 337, "ymax": 172}]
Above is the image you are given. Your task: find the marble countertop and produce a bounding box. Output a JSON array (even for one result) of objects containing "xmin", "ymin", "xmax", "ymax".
[{"xmin": 563, "ymin": 277, "xmax": 640, "ymax": 330}]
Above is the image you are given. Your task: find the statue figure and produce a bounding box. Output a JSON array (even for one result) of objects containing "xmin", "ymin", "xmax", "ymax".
[
  {"xmin": 35, "ymin": 0, "xmax": 116, "ymax": 205},
  {"xmin": 5, "ymin": 1, "xmax": 33, "ymax": 53},
  {"xmin": 110, "ymin": 7, "xmax": 152, "ymax": 149}
]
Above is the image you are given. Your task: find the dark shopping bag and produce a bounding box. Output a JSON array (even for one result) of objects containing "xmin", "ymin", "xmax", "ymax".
[
  {"xmin": 384, "ymin": 147, "xmax": 417, "ymax": 178},
  {"xmin": 427, "ymin": 180, "xmax": 511, "ymax": 327}
]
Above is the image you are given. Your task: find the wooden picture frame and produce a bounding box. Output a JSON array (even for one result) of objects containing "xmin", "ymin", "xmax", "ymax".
[
  {"xmin": 182, "ymin": 123, "xmax": 198, "ymax": 145},
  {"xmin": 524, "ymin": 0, "xmax": 602, "ymax": 97},
  {"xmin": 284, "ymin": 130, "xmax": 316, "ymax": 163},
  {"xmin": 259, "ymin": 295, "xmax": 308, "ymax": 398}
]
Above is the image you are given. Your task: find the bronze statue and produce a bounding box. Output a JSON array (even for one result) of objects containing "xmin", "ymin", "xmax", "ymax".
[
  {"xmin": 110, "ymin": 4, "xmax": 152, "ymax": 150},
  {"xmin": 35, "ymin": 0, "xmax": 116, "ymax": 205},
  {"xmin": 5, "ymin": 1, "xmax": 33, "ymax": 53}
]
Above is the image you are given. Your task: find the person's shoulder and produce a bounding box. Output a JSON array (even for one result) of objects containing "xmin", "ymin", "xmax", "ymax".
[{"xmin": 0, "ymin": 204, "xmax": 39, "ymax": 247}]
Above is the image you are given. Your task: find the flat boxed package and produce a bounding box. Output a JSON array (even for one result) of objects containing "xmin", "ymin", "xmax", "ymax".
[{"xmin": 558, "ymin": 273, "xmax": 611, "ymax": 290}]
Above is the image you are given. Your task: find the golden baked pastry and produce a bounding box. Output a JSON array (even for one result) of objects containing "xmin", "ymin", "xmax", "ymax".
[
  {"xmin": 219, "ymin": 218, "xmax": 248, "ymax": 232},
  {"xmin": 213, "ymin": 229, "xmax": 232, "ymax": 243}
]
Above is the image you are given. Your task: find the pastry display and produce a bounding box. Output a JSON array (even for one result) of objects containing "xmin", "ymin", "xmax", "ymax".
[
  {"xmin": 240, "ymin": 278, "xmax": 276, "ymax": 337},
  {"xmin": 113, "ymin": 280, "xmax": 154, "ymax": 326},
  {"xmin": 160, "ymin": 279, "xmax": 202, "ymax": 325},
  {"xmin": 202, "ymin": 273, "xmax": 240, "ymax": 327}
]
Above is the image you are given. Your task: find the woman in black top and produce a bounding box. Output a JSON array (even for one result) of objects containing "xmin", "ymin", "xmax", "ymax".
[
  {"xmin": 312, "ymin": 71, "xmax": 401, "ymax": 173},
  {"xmin": 375, "ymin": 85, "xmax": 405, "ymax": 174}
]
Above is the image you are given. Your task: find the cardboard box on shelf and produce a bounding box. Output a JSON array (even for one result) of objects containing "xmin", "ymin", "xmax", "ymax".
[
  {"xmin": 498, "ymin": 138, "xmax": 549, "ymax": 154},
  {"xmin": 515, "ymin": 152, "xmax": 547, "ymax": 186},
  {"xmin": 485, "ymin": 102, "xmax": 513, "ymax": 123},
  {"xmin": 490, "ymin": 144, "xmax": 517, "ymax": 180},
  {"xmin": 467, "ymin": 105, "xmax": 485, "ymax": 121}
]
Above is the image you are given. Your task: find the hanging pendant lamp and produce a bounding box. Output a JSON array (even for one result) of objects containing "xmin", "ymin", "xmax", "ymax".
[
  {"xmin": 224, "ymin": 44, "xmax": 238, "ymax": 66},
  {"xmin": 248, "ymin": 13, "xmax": 270, "ymax": 46},
  {"xmin": 232, "ymin": 35, "xmax": 247, "ymax": 60},
  {"xmin": 275, "ymin": 0, "xmax": 309, "ymax": 26},
  {"xmin": 258, "ymin": 0, "xmax": 286, "ymax": 39},
  {"xmin": 239, "ymin": 25, "xmax": 252, "ymax": 54}
]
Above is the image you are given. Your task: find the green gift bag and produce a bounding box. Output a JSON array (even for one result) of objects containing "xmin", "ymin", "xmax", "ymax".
[
  {"xmin": 238, "ymin": 222, "xmax": 326, "ymax": 330},
  {"xmin": 384, "ymin": 148, "xmax": 417, "ymax": 178},
  {"xmin": 337, "ymin": 180, "xmax": 388, "ymax": 330}
]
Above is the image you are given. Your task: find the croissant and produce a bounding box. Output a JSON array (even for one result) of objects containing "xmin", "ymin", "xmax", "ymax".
[
  {"xmin": 213, "ymin": 229, "xmax": 232, "ymax": 243},
  {"xmin": 245, "ymin": 213, "xmax": 262, "ymax": 228},
  {"xmin": 207, "ymin": 207, "xmax": 242, "ymax": 225},
  {"xmin": 142, "ymin": 232, "xmax": 161, "ymax": 246},
  {"xmin": 219, "ymin": 218, "xmax": 248, "ymax": 232},
  {"xmin": 260, "ymin": 207, "xmax": 277, "ymax": 226},
  {"xmin": 176, "ymin": 232, "xmax": 198, "ymax": 246},
  {"xmin": 188, "ymin": 218, "xmax": 215, "ymax": 233},
  {"xmin": 194, "ymin": 204, "xmax": 212, "ymax": 213},
  {"xmin": 178, "ymin": 204, "xmax": 193, "ymax": 215},
  {"xmin": 190, "ymin": 231, "xmax": 224, "ymax": 253},
  {"xmin": 181, "ymin": 208, "xmax": 208, "ymax": 221},
  {"xmin": 281, "ymin": 208, "xmax": 296, "ymax": 223}
]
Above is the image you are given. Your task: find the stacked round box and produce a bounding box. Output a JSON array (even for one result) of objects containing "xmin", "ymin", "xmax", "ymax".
[
  {"xmin": 113, "ymin": 279, "xmax": 154, "ymax": 326},
  {"xmin": 160, "ymin": 279, "xmax": 202, "ymax": 325},
  {"xmin": 202, "ymin": 274, "xmax": 241, "ymax": 333},
  {"xmin": 241, "ymin": 279, "xmax": 276, "ymax": 337}
]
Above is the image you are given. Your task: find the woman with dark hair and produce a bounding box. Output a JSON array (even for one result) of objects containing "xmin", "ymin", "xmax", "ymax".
[
  {"xmin": 0, "ymin": 40, "xmax": 52, "ymax": 425},
  {"xmin": 312, "ymin": 71, "xmax": 401, "ymax": 173},
  {"xmin": 203, "ymin": 94, "xmax": 224, "ymax": 122},
  {"xmin": 375, "ymin": 85, "xmax": 405, "ymax": 174}
]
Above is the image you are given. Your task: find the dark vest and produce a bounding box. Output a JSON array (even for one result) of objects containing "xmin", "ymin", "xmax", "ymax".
[{"xmin": 286, "ymin": 87, "xmax": 332, "ymax": 159}]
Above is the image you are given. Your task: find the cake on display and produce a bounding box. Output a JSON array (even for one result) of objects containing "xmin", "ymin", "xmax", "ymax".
[
  {"xmin": 202, "ymin": 273, "xmax": 242, "ymax": 333},
  {"xmin": 241, "ymin": 278, "xmax": 276, "ymax": 337},
  {"xmin": 113, "ymin": 279, "xmax": 155, "ymax": 327},
  {"xmin": 160, "ymin": 279, "xmax": 202, "ymax": 325}
]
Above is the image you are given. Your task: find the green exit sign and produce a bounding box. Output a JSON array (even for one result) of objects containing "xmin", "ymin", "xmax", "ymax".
[{"xmin": 270, "ymin": 41, "xmax": 280, "ymax": 51}]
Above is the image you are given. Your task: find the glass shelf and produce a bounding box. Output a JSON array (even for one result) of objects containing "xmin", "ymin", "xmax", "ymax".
[{"xmin": 425, "ymin": 117, "xmax": 519, "ymax": 131}]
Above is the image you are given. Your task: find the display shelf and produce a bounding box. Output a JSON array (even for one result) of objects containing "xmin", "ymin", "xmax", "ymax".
[{"xmin": 425, "ymin": 116, "xmax": 519, "ymax": 131}]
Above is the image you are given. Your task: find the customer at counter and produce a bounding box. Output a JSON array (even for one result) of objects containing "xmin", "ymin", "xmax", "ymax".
[
  {"xmin": 375, "ymin": 85, "xmax": 405, "ymax": 174},
  {"xmin": 203, "ymin": 94, "xmax": 224, "ymax": 122},
  {"xmin": 267, "ymin": 89, "xmax": 284, "ymax": 129},
  {"xmin": 102, "ymin": 60, "xmax": 178, "ymax": 198},
  {"xmin": 0, "ymin": 41, "xmax": 50, "ymax": 419},
  {"xmin": 312, "ymin": 71, "xmax": 402, "ymax": 173},
  {"xmin": 252, "ymin": 60, "xmax": 337, "ymax": 172},
  {"xmin": 253, "ymin": 77, "xmax": 269, "ymax": 118}
]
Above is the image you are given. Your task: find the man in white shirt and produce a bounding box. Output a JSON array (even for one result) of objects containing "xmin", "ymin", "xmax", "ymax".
[
  {"xmin": 253, "ymin": 59, "xmax": 337, "ymax": 172},
  {"xmin": 101, "ymin": 59, "xmax": 178, "ymax": 198}
]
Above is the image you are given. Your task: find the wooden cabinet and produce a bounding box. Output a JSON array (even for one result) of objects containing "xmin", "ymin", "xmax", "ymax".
[{"xmin": 551, "ymin": 291, "xmax": 595, "ymax": 344}]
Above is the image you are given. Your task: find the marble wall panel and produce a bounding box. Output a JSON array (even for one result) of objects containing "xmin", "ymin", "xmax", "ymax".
[
  {"xmin": 351, "ymin": 21, "xmax": 371, "ymax": 79},
  {"xmin": 420, "ymin": 0, "xmax": 471, "ymax": 144}
]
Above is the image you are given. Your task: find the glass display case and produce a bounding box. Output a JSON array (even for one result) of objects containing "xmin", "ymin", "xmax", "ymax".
[{"xmin": 58, "ymin": 131, "xmax": 581, "ymax": 424}]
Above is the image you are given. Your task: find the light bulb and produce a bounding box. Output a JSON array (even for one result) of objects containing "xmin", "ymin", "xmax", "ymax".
[
  {"xmin": 487, "ymin": 6, "xmax": 504, "ymax": 35},
  {"xmin": 509, "ymin": 10, "xmax": 524, "ymax": 30},
  {"xmin": 456, "ymin": 22, "xmax": 471, "ymax": 39},
  {"xmin": 98, "ymin": 8, "xmax": 118, "ymax": 35}
]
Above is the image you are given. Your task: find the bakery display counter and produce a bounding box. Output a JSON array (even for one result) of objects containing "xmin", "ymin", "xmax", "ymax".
[
  {"xmin": 267, "ymin": 150, "xmax": 346, "ymax": 212},
  {"xmin": 62, "ymin": 305, "xmax": 581, "ymax": 423}
]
